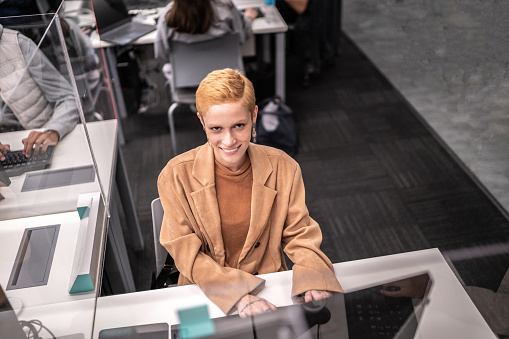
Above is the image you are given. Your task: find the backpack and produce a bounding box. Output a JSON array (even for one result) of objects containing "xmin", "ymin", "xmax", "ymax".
[{"xmin": 255, "ymin": 96, "xmax": 298, "ymax": 157}]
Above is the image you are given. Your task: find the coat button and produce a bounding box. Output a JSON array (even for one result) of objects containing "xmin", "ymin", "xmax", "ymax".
[{"xmin": 254, "ymin": 242, "xmax": 260, "ymax": 248}]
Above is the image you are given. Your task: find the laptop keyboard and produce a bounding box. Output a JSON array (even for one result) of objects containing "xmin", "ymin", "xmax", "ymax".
[
  {"xmin": 344, "ymin": 285, "xmax": 415, "ymax": 338},
  {"xmin": 1, "ymin": 146, "xmax": 55, "ymax": 177}
]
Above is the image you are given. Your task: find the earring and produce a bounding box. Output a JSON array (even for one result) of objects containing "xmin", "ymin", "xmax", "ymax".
[{"xmin": 252, "ymin": 125, "xmax": 257, "ymax": 143}]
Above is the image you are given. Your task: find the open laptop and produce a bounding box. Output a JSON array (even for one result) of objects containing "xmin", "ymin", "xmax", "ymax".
[
  {"xmin": 91, "ymin": 0, "xmax": 156, "ymax": 46},
  {"xmin": 170, "ymin": 272, "xmax": 433, "ymax": 339}
]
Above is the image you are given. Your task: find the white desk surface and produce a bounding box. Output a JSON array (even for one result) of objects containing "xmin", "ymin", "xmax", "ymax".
[
  {"xmin": 16, "ymin": 298, "xmax": 96, "ymax": 339},
  {"xmin": 0, "ymin": 120, "xmax": 117, "ymax": 339},
  {"xmin": 0, "ymin": 211, "xmax": 98, "ymax": 307},
  {"xmin": 93, "ymin": 248, "xmax": 496, "ymax": 339},
  {"xmin": 0, "ymin": 120, "xmax": 117, "ymax": 221}
]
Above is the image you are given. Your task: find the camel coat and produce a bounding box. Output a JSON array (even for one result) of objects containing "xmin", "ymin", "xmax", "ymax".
[{"xmin": 157, "ymin": 143, "xmax": 343, "ymax": 314}]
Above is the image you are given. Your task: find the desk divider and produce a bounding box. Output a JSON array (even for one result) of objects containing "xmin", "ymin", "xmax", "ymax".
[{"xmin": 69, "ymin": 192, "xmax": 103, "ymax": 294}]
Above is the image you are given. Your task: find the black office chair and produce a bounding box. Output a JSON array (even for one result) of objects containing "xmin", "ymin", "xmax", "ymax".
[{"xmin": 150, "ymin": 197, "xmax": 179, "ymax": 288}]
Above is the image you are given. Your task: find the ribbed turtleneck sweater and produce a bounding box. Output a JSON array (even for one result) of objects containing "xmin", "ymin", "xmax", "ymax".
[{"xmin": 214, "ymin": 156, "xmax": 253, "ymax": 268}]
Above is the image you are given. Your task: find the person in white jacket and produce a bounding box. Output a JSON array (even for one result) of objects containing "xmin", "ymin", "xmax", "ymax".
[{"xmin": 0, "ymin": 23, "xmax": 79, "ymax": 161}]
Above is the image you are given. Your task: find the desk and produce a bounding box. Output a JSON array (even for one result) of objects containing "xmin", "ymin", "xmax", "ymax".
[
  {"xmin": 0, "ymin": 120, "xmax": 136, "ymax": 337},
  {"xmin": 88, "ymin": 2, "xmax": 288, "ymax": 122},
  {"xmin": 0, "ymin": 212, "xmax": 98, "ymax": 338},
  {"xmin": 93, "ymin": 248, "xmax": 496, "ymax": 339},
  {"xmin": 0, "ymin": 120, "xmax": 116, "ymax": 221}
]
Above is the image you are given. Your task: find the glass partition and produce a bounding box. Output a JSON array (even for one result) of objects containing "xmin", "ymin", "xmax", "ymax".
[{"xmin": 0, "ymin": 3, "xmax": 117, "ymax": 337}]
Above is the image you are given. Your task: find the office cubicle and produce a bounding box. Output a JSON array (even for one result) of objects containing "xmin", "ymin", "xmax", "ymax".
[{"xmin": 0, "ymin": 4, "xmax": 118, "ymax": 337}]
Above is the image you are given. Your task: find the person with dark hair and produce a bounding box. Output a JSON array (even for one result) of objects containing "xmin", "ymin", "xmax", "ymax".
[
  {"xmin": 154, "ymin": 0, "xmax": 258, "ymax": 63},
  {"xmin": 157, "ymin": 68, "xmax": 343, "ymax": 317}
]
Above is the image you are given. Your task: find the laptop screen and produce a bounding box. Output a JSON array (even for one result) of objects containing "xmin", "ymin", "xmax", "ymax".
[
  {"xmin": 91, "ymin": 0, "xmax": 131, "ymax": 32},
  {"xmin": 0, "ymin": 286, "xmax": 27, "ymax": 339}
]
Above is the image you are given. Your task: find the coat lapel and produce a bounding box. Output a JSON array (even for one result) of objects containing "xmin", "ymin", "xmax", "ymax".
[
  {"xmin": 189, "ymin": 143, "xmax": 278, "ymax": 265},
  {"xmin": 190, "ymin": 144, "xmax": 224, "ymax": 262},
  {"xmin": 239, "ymin": 145, "xmax": 277, "ymax": 262}
]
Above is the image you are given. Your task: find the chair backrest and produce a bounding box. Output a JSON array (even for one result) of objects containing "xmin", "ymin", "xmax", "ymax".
[
  {"xmin": 151, "ymin": 197, "xmax": 167, "ymax": 276},
  {"xmin": 169, "ymin": 32, "xmax": 244, "ymax": 89}
]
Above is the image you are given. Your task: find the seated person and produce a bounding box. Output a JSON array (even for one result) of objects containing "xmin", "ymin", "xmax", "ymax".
[
  {"xmin": 0, "ymin": 23, "xmax": 79, "ymax": 161},
  {"xmin": 157, "ymin": 68, "xmax": 343, "ymax": 317},
  {"xmin": 154, "ymin": 0, "xmax": 258, "ymax": 63}
]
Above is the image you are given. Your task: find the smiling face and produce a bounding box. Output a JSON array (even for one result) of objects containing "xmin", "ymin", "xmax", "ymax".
[{"xmin": 198, "ymin": 101, "xmax": 258, "ymax": 171}]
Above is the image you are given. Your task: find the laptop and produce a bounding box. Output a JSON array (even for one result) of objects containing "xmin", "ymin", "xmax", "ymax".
[
  {"xmin": 0, "ymin": 286, "xmax": 27, "ymax": 339},
  {"xmin": 91, "ymin": 0, "xmax": 156, "ymax": 46},
  {"xmin": 98, "ymin": 323, "xmax": 169, "ymax": 339},
  {"xmin": 170, "ymin": 272, "xmax": 433, "ymax": 339}
]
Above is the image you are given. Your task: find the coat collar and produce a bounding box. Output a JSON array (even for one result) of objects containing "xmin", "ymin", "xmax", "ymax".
[{"xmin": 190, "ymin": 143, "xmax": 277, "ymax": 265}]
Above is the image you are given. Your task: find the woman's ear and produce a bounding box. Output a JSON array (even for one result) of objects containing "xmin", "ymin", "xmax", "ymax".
[
  {"xmin": 197, "ymin": 112, "xmax": 205, "ymax": 129},
  {"xmin": 252, "ymin": 106, "xmax": 258, "ymax": 125}
]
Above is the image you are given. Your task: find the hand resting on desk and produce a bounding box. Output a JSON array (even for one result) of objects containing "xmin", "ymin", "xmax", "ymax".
[
  {"xmin": 236, "ymin": 294, "xmax": 277, "ymax": 318},
  {"xmin": 237, "ymin": 289, "xmax": 333, "ymax": 318}
]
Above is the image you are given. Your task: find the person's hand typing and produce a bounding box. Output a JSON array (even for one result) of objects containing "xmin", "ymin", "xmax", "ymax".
[
  {"xmin": 304, "ymin": 289, "xmax": 332, "ymax": 303},
  {"xmin": 0, "ymin": 142, "xmax": 11, "ymax": 161},
  {"xmin": 22, "ymin": 130, "xmax": 59, "ymax": 157},
  {"xmin": 236, "ymin": 294, "xmax": 277, "ymax": 318}
]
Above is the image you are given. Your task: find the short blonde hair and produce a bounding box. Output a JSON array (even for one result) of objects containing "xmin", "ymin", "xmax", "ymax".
[{"xmin": 195, "ymin": 68, "xmax": 256, "ymax": 116}]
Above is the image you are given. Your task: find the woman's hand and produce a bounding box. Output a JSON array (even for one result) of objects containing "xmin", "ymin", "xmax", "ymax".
[
  {"xmin": 304, "ymin": 289, "xmax": 333, "ymax": 303},
  {"xmin": 236, "ymin": 294, "xmax": 277, "ymax": 318}
]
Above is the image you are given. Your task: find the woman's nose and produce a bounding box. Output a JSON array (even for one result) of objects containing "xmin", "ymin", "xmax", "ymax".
[{"xmin": 222, "ymin": 131, "xmax": 235, "ymax": 146}]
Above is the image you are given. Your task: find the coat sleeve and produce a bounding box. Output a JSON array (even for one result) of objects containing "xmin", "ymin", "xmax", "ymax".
[
  {"xmin": 157, "ymin": 171, "xmax": 265, "ymax": 315},
  {"xmin": 281, "ymin": 164, "xmax": 343, "ymax": 297}
]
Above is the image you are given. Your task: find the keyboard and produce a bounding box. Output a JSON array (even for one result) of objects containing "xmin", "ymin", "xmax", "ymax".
[
  {"xmin": 1, "ymin": 146, "xmax": 55, "ymax": 177},
  {"xmin": 344, "ymin": 285, "xmax": 415, "ymax": 339}
]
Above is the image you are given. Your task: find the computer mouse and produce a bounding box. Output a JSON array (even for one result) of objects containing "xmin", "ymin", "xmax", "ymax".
[
  {"xmin": 382, "ymin": 285, "xmax": 401, "ymax": 292},
  {"xmin": 301, "ymin": 298, "xmax": 331, "ymax": 326},
  {"xmin": 8, "ymin": 297, "xmax": 23, "ymax": 315}
]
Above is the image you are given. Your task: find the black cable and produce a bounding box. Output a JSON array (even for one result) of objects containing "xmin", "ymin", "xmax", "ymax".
[{"xmin": 19, "ymin": 319, "xmax": 56, "ymax": 339}]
